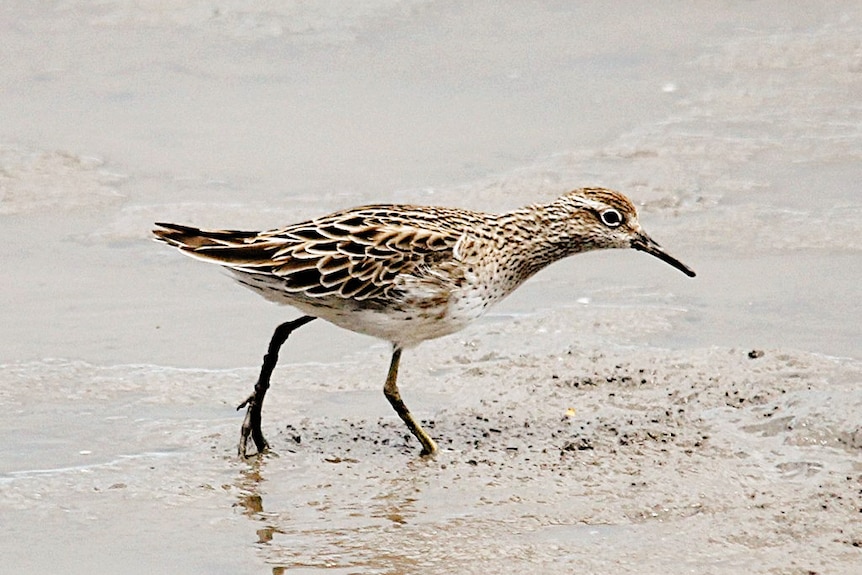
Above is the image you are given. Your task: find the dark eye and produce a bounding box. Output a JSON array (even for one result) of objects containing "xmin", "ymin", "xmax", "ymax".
[{"xmin": 600, "ymin": 209, "xmax": 623, "ymax": 227}]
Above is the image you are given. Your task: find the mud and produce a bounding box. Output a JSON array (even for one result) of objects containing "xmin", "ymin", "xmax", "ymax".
[{"xmin": 3, "ymin": 343, "xmax": 859, "ymax": 574}]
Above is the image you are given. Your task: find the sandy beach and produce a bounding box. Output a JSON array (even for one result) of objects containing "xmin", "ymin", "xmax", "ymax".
[{"xmin": 1, "ymin": 2, "xmax": 860, "ymax": 574}]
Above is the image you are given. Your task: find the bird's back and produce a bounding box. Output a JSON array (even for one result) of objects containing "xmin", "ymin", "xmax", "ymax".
[{"xmin": 154, "ymin": 204, "xmax": 500, "ymax": 346}]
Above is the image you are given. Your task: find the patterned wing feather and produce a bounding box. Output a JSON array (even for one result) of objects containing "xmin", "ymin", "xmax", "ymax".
[{"xmin": 153, "ymin": 207, "xmax": 466, "ymax": 302}]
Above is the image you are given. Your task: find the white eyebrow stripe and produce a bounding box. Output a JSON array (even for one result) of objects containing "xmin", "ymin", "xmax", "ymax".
[{"xmin": 565, "ymin": 195, "xmax": 606, "ymax": 211}]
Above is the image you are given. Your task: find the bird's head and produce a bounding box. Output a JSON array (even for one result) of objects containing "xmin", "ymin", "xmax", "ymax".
[{"xmin": 552, "ymin": 188, "xmax": 696, "ymax": 277}]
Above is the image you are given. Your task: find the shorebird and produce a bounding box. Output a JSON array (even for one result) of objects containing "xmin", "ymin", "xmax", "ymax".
[{"xmin": 153, "ymin": 187, "xmax": 695, "ymax": 457}]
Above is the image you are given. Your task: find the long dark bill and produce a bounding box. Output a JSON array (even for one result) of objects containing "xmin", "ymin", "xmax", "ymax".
[{"xmin": 631, "ymin": 233, "xmax": 696, "ymax": 277}]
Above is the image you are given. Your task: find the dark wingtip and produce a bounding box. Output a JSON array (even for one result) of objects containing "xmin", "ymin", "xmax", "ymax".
[
  {"xmin": 153, "ymin": 222, "xmax": 200, "ymax": 234},
  {"xmin": 152, "ymin": 222, "xmax": 204, "ymax": 247}
]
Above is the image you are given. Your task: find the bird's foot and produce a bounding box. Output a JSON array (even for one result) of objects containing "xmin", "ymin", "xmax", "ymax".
[
  {"xmin": 417, "ymin": 435, "xmax": 439, "ymax": 458},
  {"xmin": 418, "ymin": 447, "xmax": 437, "ymax": 458},
  {"xmin": 237, "ymin": 392, "xmax": 269, "ymax": 458}
]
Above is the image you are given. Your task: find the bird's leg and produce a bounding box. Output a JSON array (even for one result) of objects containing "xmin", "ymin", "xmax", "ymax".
[
  {"xmin": 237, "ymin": 315, "xmax": 316, "ymax": 458},
  {"xmin": 382, "ymin": 347, "xmax": 438, "ymax": 457}
]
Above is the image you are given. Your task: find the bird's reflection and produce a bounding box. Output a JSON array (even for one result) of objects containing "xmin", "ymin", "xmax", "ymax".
[
  {"xmin": 232, "ymin": 451, "xmax": 437, "ymax": 573},
  {"xmin": 233, "ymin": 458, "xmax": 283, "ymax": 546}
]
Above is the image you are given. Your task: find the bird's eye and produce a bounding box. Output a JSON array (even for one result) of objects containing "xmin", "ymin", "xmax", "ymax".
[{"xmin": 600, "ymin": 209, "xmax": 623, "ymax": 227}]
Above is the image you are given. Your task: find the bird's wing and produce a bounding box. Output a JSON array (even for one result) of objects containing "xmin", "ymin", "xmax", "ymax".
[{"xmin": 153, "ymin": 206, "xmax": 466, "ymax": 301}]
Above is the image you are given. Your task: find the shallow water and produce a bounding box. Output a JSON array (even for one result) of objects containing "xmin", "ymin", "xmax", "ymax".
[{"xmin": 1, "ymin": 2, "xmax": 860, "ymax": 574}]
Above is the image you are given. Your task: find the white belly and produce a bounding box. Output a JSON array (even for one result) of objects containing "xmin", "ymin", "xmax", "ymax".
[
  {"xmin": 231, "ymin": 267, "xmax": 506, "ymax": 349},
  {"xmin": 288, "ymin": 297, "xmax": 479, "ymax": 349}
]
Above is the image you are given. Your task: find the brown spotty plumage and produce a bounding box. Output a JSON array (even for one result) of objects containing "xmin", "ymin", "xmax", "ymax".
[{"xmin": 154, "ymin": 187, "xmax": 695, "ymax": 457}]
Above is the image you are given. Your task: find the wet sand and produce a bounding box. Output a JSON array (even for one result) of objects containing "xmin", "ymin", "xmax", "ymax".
[{"xmin": 1, "ymin": 2, "xmax": 860, "ymax": 574}]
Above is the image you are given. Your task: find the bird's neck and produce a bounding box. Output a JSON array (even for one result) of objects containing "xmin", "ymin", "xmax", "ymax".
[{"xmin": 488, "ymin": 201, "xmax": 594, "ymax": 283}]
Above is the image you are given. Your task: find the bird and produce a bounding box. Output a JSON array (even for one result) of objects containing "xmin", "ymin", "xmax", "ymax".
[{"xmin": 153, "ymin": 187, "xmax": 695, "ymax": 457}]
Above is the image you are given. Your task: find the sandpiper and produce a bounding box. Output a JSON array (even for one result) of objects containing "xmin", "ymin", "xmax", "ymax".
[{"xmin": 154, "ymin": 187, "xmax": 695, "ymax": 457}]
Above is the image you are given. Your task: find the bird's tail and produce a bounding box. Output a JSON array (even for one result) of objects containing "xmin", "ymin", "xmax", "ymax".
[
  {"xmin": 152, "ymin": 222, "xmax": 285, "ymax": 269},
  {"xmin": 153, "ymin": 222, "xmax": 262, "ymax": 248}
]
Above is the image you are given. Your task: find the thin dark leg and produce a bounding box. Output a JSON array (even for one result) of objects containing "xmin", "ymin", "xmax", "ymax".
[
  {"xmin": 237, "ymin": 315, "xmax": 316, "ymax": 457},
  {"xmin": 382, "ymin": 347, "xmax": 438, "ymax": 457}
]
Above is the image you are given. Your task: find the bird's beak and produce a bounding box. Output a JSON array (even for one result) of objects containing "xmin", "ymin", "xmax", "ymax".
[{"xmin": 631, "ymin": 233, "xmax": 696, "ymax": 277}]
